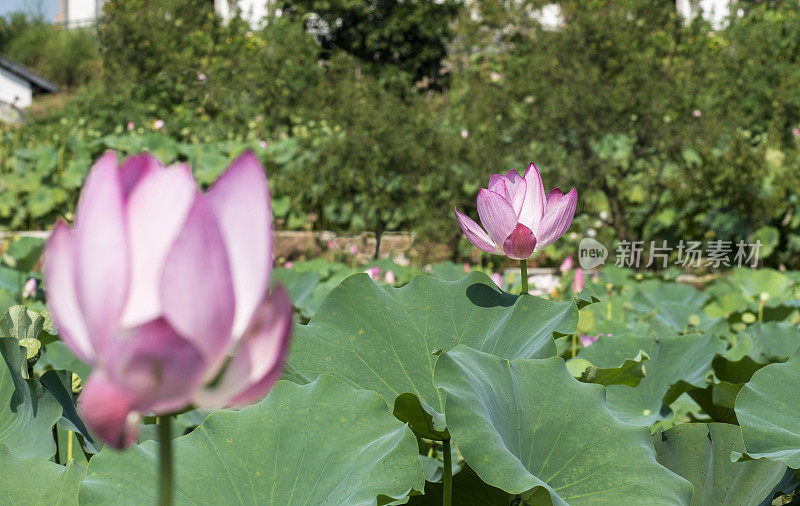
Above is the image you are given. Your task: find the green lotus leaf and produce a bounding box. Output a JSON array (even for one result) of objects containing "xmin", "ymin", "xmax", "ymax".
[
  {"xmin": 0, "ymin": 444, "xmax": 85, "ymax": 505},
  {"xmin": 434, "ymin": 345, "xmax": 693, "ymax": 505},
  {"xmin": 79, "ymin": 376, "xmax": 424, "ymax": 505},
  {"xmin": 735, "ymin": 350, "xmax": 800, "ymax": 468},
  {"xmin": 578, "ymin": 333, "xmax": 725, "ymax": 425},
  {"xmin": 653, "ymin": 423, "xmax": 786, "ymax": 505},
  {"xmin": 567, "ymin": 350, "xmax": 648, "ymax": 387},
  {"xmin": 0, "ymin": 337, "xmax": 61, "ymax": 459},
  {"xmin": 289, "ymin": 272, "xmax": 578, "ymax": 438}
]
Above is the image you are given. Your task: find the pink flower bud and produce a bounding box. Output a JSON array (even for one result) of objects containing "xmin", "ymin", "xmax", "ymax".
[
  {"xmin": 22, "ymin": 278, "xmax": 37, "ymax": 298},
  {"xmin": 364, "ymin": 266, "xmax": 381, "ymax": 279},
  {"xmin": 384, "ymin": 270, "xmax": 396, "ymax": 284},
  {"xmin": 559, "ymin": 256, "xmax": 574, "ymax": 273},
  {"xmin": 490, "ymin": 272, "xmax": 503, "ymax": 288},
  {"xmin": 572, "ymin": 268, "xmax": 585, "ymax": 294},
  {"xmin": 580, "ymin": 334, "xmax": 599, "ymax": 347}
]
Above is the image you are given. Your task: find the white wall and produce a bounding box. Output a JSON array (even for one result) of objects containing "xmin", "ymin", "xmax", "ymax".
[
  {"xmin": 216, "ymin": 0, "xmax": 272, "ymax": 26},
  {"xmin": 65, "ymin": 0, "xmax": 102, "ymax": 28},
  {"xmin": 0, "ymin": 69, "xmax": 33, "ymax": 109},
  {"xmin": 676, "ymin": 0, "xmax": 732, "ymax": 29},
  {"xmin": 63, "ymin": 0, "xmax": 272, "ymax": 27}
]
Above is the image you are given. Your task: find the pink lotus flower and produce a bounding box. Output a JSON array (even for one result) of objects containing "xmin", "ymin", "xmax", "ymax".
[
  {"xmin": 22, "ymin": 278, "xmax": 37, "ymax": 298},
  {"xmin": 350, "ymin": 245, "xmax": 359, "ymax": 255},
  {"xmin": 126, "ymin": 121, "xmax": 135, "ymax": 131},
  {"xmin": 364, "ymin": 266, "xmax": 381, "ymax": 280},
  {"xmin": 198, "ymin": 73, "xmax": 207, "ymax": 82},
  {"xmin": 692, "ymin": 109, "xmax": 702, "ymax": 118},
  {"xmin": 463, "ymin": 262, "xmax": 471, "ymax": 273},
  {"xmin": 580, "ymin": 334, "xmax": 598, "ymax": 347},
  {"xmin": 573, "ymin": 267, "xmax": 585, "ymax": 293},
  {"xmin": 153, "ymin": 119, "xmax": 165, "ymax": 131},
  {"xmin": 793, "ymin": 127, "xmax": 800, "ymax": 139},
  {"xmin": 559, "ymin": 256, "xmax": 574, "ymax": 273},
  {"xmin": 455, "ymin": 163, "xmax": 577, "ymax": 260},
  {"xmin": 44, "ymin": 151, "xmax": 292, "ymax": 448},
  {"xmin": 284, "ymin": 261, "xmax": 294, "ymax": 269},
  {"xmin": 384, "ymin": 270, "xmax": 396, "ymax": 284},
  {"xmin": 490, "ymin": 272, "xmax": 503, "ymax": 288}
]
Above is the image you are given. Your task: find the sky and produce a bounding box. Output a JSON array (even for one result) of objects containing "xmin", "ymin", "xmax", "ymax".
[{"xmin": 0, "ymin": 0, "xmax": 59, "ymax": 21}]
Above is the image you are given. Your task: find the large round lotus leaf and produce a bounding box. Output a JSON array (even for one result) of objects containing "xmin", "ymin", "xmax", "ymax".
[
  {"xmin": 0, "ymin": 445, "xmax": 85, "ymax": 505},
  {"xmin": 735, "ymin": 350, "xmax": 800, "ymax": 468},
  {"xmin": 653, "ymin": 423, "xmax": 786, "ymax": 505},
  {"xmin": 434, "ymin": 346, "xmax": 693, "ymax": 505},
  {"xmin": 79, "ymin": 376, "xmax": 424, "ymax": 505},
  {"xmin": 578, "ymin": 333, "xmax": 725, "ymax": 425},
  {"xmin": 0, "ymin": 338, "xmax": 61, "ymax": 459},
  {"xmin": 288, "ymin": 272, "xmax": 578, "ymax": 438}
]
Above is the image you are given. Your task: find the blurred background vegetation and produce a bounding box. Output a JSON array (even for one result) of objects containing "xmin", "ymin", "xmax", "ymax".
[{"xmin": 2, "ymin": 0, "xmax": 800, "ymax": 268}]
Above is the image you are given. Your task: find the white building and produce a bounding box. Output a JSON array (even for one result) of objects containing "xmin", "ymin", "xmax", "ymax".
[
  {"xmin": 59, "ymin": 0, "xmax": 274, "ymax": 28},
  {"xmin": 676, "ymin": 0, "xmax": 732, "ymax": 30},
  {"xmin": 0, "ymin": 53, "xmax": 57, "ymax": 109}
]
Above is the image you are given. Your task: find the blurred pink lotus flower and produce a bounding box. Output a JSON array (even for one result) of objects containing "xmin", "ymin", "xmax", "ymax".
[
  {"xmin": 22, "ymin": 278, "xmax": 37, "ymax": 298},
  {"xmin": 463, "ymin": 262, "xmax": 471, "ymax": 273},
  {"xmin": 153, "ymin": 119, "xmax": 165, "ymax": 131},
  {"xmin": 364, "ymin": 266, "xmax": 381, "ymax": 280},
  {"xmin": 572, "ymin": 267, "xmax": 585, "ymax": 293},
  {"xmin": 793, "ymin": 127, "xmax": 800, "ymax": 139},
  {"xmin": 284, "ymin": 261, "xmax": 293, "ymax": 269},
  {"xmin": 259, "ymin": 140, "xmax": 268, "ymax": 149},
  {"xmin": 126, "ymin": 121, "xmax": 135, "ymax": 131},
  {"xmin": 455, "ymin": 163, "xmax": 577, "ymax": 259},
  {"xmin": 44, "ymin": 151, "xmax": 292, "ymax": 448},
  {"xmin": 592, "ymin": 272, "xmax": 600, "ymax": 283},
  {"xmin": 692, "ymin": 109, "xmax": 702, "ymax": 118},
  {"xmin": 350, "ymin": 245, "xmax": 359, "ymax": 255},
  {"xmin": 198, "ymin": 73, "xmax": 207, "ymax": 82},
  {"xmin": 559, "ymin": 256, "xmax": 574, "ymax": 273},
  {"xmin": 385, "ymin": 270, "xmax": 396, "ymax": 284},
  {"xmin": 582, "ymin": 333, "xmax": 612, "ymax": 347},
  {"xmin": 327, "ymin": 239, "xmax": 335, "ymax": 249},
  {"xmin": 490, "ymin": 272, "xmax": 503, "ymax": 288}
]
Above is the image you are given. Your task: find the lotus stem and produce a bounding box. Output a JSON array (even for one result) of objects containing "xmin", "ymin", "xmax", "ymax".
[
  {"xmin": 67, "ymin": 430, "xmax": 73, "ymax": 461},
  {"xmin": 158, "ymin": 416, "xmax": 174, "ymax": 506},
  {"xmin": 442, "ymin": 438, "xmax": 453, "ymax": 506},
  {"xmin": 520, "ymin": 259, "xmax": 528, "ymax": 295}
]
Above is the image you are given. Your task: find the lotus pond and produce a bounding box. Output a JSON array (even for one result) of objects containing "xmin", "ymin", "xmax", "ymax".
[{"xmin": 2, "ymin": 229, "xmax": 800, "ymax": 505}]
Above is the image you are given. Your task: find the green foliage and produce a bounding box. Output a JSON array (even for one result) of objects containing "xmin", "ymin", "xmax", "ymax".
[
  {"xmin": 288, "ymin": 271, "xmax": 580, "ymax": 438},
  {"xmin": 80, "ymin": 376, "xmax": 425, "ymax": 505},
  {"xmin": 434, "ymin": 346, "xmax": 694, "ymax": 504},
  {"xmin": 287, "ymin": 0, "xmax": 459, "ymax": 85},
  {"xmin": 0, "ymin": 12, "xmax": 100, "ymax": 88}
]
